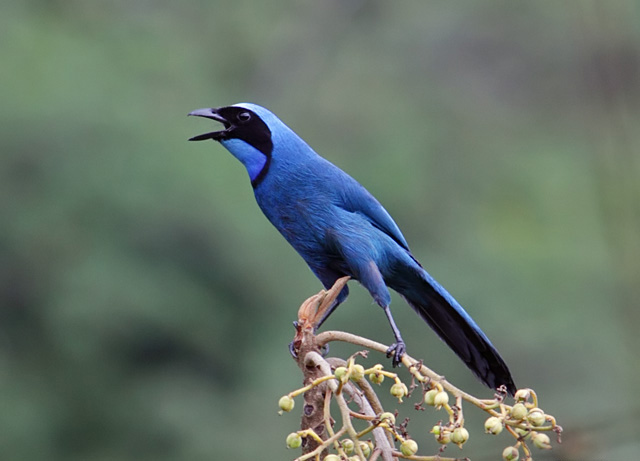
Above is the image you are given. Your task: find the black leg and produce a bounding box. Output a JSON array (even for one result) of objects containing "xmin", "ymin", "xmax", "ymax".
[{"xmin": 382, "ymin": 305, "xmax": 406, "ymax": 367}]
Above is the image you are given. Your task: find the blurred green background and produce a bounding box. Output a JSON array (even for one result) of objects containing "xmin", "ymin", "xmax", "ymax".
[{"xmin": 2, "ymin": 1, "xmax": 639, "ymax": 460}]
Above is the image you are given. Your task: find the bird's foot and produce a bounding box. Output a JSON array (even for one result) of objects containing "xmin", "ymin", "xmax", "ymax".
[
  {"xmin": 288, "ymin": 340, "xmax": 298, "ymax": 358},
  {"xmin": 386, "ymin": 340, "xmax": 406, "ymax": 367},
  {"xmin": 289, "ymin": 320, "xmax": 301, "ymax": 358}
]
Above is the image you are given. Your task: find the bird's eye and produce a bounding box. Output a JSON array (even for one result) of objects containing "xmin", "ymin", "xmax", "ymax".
[{"xmin": 237, "ymin": 112, "xmax": 252, "ymax": 122}]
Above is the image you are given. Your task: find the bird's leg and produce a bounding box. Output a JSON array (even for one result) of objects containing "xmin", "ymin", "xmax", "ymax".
[
  {"xmin": 382, "ymin": 305, "xmax": 406, "ymax": 367},
  {"xmin": 351, "ymin": 260, "xmax": 406, "ymax": 366}
]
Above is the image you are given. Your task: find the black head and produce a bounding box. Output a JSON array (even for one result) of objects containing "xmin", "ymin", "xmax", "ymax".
[{"xmin": 188, "ymin": 105, "xmax": 273, "ymax": 156}]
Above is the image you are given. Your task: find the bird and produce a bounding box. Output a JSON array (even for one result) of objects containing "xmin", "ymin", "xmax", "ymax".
[{"xmin": 188, "ymin": 103, "xmax": 516, "ymax": 394}]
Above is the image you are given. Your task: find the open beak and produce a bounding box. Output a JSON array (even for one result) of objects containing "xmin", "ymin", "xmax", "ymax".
[{"xmin": 188, "ymin": 108, "xmax": 231, "ymax": 141}]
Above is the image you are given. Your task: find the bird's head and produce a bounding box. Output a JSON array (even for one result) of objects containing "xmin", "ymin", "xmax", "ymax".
[
  {"xmin": 188, "ymin": 103, "xmax": 315, "ymax": 187},
  {"xmin": 189, "ymin": 103, "xmax": 279, "ymax": 185},
  {"xmin": 188, "ymin": 103, "xmax": 274, "ymax": 149}
]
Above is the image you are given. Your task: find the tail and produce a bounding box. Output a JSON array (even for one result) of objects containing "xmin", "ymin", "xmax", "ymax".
[{"xmin": 388, "ymin": 262, "xmax": 517, "ymax": 395}]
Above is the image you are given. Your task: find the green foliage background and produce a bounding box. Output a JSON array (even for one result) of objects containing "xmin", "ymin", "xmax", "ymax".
[{"xmin": 1, "ymin": 1, "xmax": 639, "ymax": 460}]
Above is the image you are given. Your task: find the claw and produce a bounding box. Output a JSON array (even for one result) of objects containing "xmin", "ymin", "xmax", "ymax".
[
  {"xmin": 289, "ymin": 340, "xmax": 299, "ymax": 358},
  {"xmin": 386, "ymin": 341, "xmax": 406, "ymax": 367}
]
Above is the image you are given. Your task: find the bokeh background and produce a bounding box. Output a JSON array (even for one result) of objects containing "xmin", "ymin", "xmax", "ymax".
[{"xmin": 2, "ymin": 1, "xmax": 639, "ymax": 460}]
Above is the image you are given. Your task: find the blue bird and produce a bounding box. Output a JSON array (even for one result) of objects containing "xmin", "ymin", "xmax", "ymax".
[{"xmin": 189, "ymin": 103, "xmax": 516, "ymax": 394}]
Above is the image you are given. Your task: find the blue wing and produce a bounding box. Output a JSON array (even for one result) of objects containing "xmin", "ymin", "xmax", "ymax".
[{"xmin": 335, "ymin": 175, "xmax": 410, "ymax": 252}]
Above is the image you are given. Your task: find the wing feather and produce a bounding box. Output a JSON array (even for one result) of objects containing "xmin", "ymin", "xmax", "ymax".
[{"xmin": 336, "ymin": 177, "xmax": 410, "ymax": 251}]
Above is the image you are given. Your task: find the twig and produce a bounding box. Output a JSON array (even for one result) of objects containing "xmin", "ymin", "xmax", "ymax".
[{"xmin": 282, "ymin": 280, "xmax": 562, "ymax": 461}]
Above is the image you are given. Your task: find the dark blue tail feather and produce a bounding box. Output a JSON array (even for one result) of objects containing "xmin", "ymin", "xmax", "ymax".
[{"xmin": 388, "ymin": 263, "xmax": 517, "ymax": 395}]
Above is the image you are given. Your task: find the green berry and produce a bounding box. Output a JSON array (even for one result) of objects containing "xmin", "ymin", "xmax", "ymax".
[
  {"xmin": 510, "ymin": 403, "xmax": 527, "ymax": 421},
  {"xmin": 278, "ymin": 395, "xmax": 294, "ymax": 412},
  {"xmin": 451, "ymin": 427, "xmax": 469, "ymax": 446},
  {"xmin": 390, "ymin": 382, "xmax": 408, "ymax": 401},
  {"xmin": 514, "ymin": 389, "xmax": 530, "ymax": 402},
  {"xmin": 502, "ymin": 446, "xmax": 519, "ymax": 461},
  {"xmin": 341, "ymin": 439, "xmax": 355, "ymax": 454},
  {"xmin": 400, "ymin": 439, "xmax": 418, "ymax": 456},
  {"xmin": 527, "ymin": 409, "xmax": 546, "ymax": 427},
  {"xmin": 285, "ymin": 432, "xmax": 302, "ymax": 449},
  {"xmin": 433, "ymin": 391, "xmax": 449, "ymax": 408},
  {"xmin": 437, "ymin": 431, "xmax": 451, "ymax": 444},
  {"xmin": 324, "ymin": 455, "xmax": 340, "ymax": 461},
  {"xmin": 366, "ymin": 441, "xmax": 374, "ymax": 453},
  {"xmin": 532, "ymin": 432, "xmax": 552, "ymax": 449},
  {"xmin": 484, "ymin": 416, "xmax": 504, "ymax": 435},
  {"xmin": 368, "ymin": 371, "xmax": 384, "ymax": 385},
  {"xmin": 350, "ymin": 364, "xmax": 365, "ymax": 381},
  {"xmin": 359, "ymin": 441, "xmax": 371, "ymax": 457},
  {"xmin": 431, "ymin": 426, "xmax": 451, "ymax": 444},
  {"xmin": 424, "ymin": 388, "xmax": 438, "ymax": 406},
  {"xmin": 379, "ymin": 412, "xmax": 396, "ymax": 425},
  {"xmin": 334, "ymin": 366, "xmax": 348, "ymax": 381}
]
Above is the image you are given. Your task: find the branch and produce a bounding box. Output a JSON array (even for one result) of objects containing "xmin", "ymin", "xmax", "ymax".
[{"xmin": 279, "ymin": 278, "xmax": 562, "ymax": 461}]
